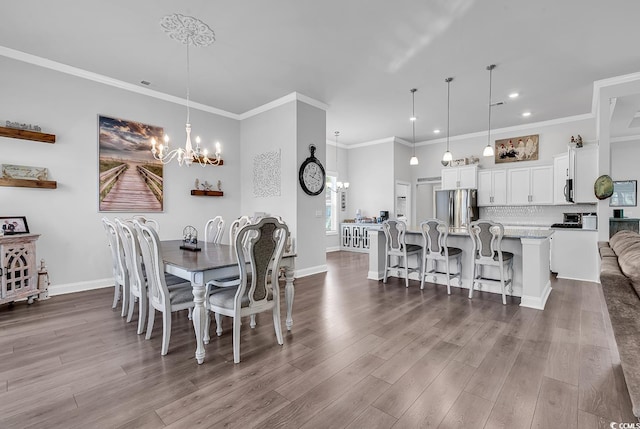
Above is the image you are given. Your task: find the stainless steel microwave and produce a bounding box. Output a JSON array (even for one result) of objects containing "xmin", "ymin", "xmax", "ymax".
[{"xmin": 563, "ymin": 212, "xmax": 582, "ymax": 224}]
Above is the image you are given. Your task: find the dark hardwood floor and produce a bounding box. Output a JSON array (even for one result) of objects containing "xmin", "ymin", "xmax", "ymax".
[{"xmin": 0, "ymin": 251, "xmax": 634, "ymax": 428}]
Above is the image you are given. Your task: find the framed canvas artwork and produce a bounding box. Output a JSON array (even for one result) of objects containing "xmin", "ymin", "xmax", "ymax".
[
  {"xmin": 98, "ymin": 115, "xmax": 164, "ymax": 212},
  {"xmin": 495, "ymin": 134, "xmax": 539, "ymax": 163}
]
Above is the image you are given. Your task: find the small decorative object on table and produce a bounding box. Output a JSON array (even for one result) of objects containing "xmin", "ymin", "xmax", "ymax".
[{"xmin": 180, "ymin": 225, "xmax": 201, "ymax": 251}]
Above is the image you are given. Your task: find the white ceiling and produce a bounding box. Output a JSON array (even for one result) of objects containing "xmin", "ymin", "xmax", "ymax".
[{"xmin": 1, "ymin": 0, "xmax": 639, "ymax": 145}]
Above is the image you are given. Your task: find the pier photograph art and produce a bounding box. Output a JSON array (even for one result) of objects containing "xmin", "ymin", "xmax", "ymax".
[{"xmin": 98, "ymin": 115, "xmax": 164, "ymax": 212}]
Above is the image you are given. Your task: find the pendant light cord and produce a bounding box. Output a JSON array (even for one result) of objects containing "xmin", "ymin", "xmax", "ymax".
[
  {"xmin": 487, "ymin": 65, "xmax": 495, "ymax": 146},
  {"xmin": 412, "ymin": 89, "xmax": 416, "ymax": 155},
  {"xmin": 446, "ymin": 77, "xmax": 452, "ymax": 152}
]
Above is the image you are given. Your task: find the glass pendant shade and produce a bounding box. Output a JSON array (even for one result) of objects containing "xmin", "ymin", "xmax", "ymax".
[
  {"xmin": 483, "ymin": 144, "xmax": 495, "ymax": 157},
  {"xmin": 442, "ymin": 150, "xmax": 453, "ymax": 162},
  {"xmin": 410, "ymin": 155, "xmax": 419, "ymax": 165}
]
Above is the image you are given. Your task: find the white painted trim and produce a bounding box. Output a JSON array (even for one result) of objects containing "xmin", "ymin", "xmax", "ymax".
[
  {"xmin": 611, "ymin": 134, "xmax": 640, "ymax": 143},
  {"xmin": 326, "ymin": 246, "xmax": 340, "ymax": 252},
  {"xmin": 326, "ymin": 139, "xmax": 349, "ymax": 149},
  {"xmin": 238, "ymin": 92, "xmax": 328, "ymax": 120},
  {"xmin": 520, "ymin": 282, "xmax": 552, "ymax": 310},
  {"xmin": 48, "ymin": 278, "xmax": 113, "ymax": 296},
  {"xmin": 295, "ymin": 264, "xmax": 328, "ymax": 278},
  {"xmin": 556, "ymin": 274, "xmax": 600, "ymax": 283},
  {"xmin": 367, "ymin": 270, "xmax": 384, "ymax": 280},
  {"xmin": 592, "ymin": 71, "xmax": 640, "ymax": 114},
  {"xmin": 0, "ymin": 45, "xmax": 240, "ymax": 120}
]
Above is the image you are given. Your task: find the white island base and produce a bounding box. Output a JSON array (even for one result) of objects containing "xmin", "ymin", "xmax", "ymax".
[{"xmin": 367, "ymin": 228, "xmax": 552, "ymax": 310}]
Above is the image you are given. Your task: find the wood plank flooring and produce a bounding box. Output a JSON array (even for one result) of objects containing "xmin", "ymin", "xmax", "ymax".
[{"xmin": 0, "ymin": 251, "xmax": 635, "ymax": 428}]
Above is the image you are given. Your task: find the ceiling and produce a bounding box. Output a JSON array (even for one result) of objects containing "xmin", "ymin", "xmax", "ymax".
[{"xmin": 2, "ymin": 0, "xmax": 639, "ymax": 145}]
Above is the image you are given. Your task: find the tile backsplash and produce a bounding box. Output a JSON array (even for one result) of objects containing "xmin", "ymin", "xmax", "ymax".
[{"xmin": 480, "ymin": 204, "xmax": 597, "ymax": 226}]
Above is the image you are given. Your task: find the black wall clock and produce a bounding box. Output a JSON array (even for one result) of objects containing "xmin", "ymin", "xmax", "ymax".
[{"xmin": 299, "ymin": 144, "xmax": 326, "ymax": 196}]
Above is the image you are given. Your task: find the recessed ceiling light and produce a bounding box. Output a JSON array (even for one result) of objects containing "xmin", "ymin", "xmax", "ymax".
[
  {"xmin": 410, "ymin": 116, "xmax": 417, "ymax": 122},
  {"xmin": 522, "ymin": 111, "xmax": 531, "ymax": 117},
  {"xmin": 509, "ymin": 92, "xmax": 519, "ymax": 98},
  {"xmin": 433, "ymin": 129, "xmax": 441, "ymax": 134}
]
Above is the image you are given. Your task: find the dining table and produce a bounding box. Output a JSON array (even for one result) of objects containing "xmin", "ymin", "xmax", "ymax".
[{"xmin": 160, "ymin": 240, "xmax": 296, "ymax": 364}]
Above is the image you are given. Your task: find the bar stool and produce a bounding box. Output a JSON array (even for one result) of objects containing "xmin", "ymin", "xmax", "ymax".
[
  {"xmin": 382, "ymin": 220, "xmax": 423, "ymax": 287},
  {"xmin": 468, "ymin": 220, "xmax": 514, "ymax": 305},
  {"xmin": 419, "ymin": 219, "xmax": 462, "ymax": 294}
]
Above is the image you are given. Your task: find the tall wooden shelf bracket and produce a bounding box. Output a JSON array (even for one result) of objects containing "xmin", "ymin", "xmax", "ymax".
[
  {"xmin": 0, "ymin": 178, "xmax": 57, "ymax": 189},
  {"xmin": 0, "ymin": 126, "xmax": 56, "ymax": 143}
]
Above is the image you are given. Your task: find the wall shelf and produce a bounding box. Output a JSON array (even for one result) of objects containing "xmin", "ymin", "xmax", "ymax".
[
  {"xmin": 0, "ymin": 178, "xmax": 57, "ymax": 189},
  {"xmin": 191, "ymin": 190, "xmax": 223, "ymax": 197},
  {"xmin": 0, "ymin": 126, "xmax": 56, "ymax": 143}
]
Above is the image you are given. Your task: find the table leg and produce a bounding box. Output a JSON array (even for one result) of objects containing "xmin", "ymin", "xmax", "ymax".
[
  {"xmin": 284, "ymin": 266, "xmax": 295, "ymax": 330},
  {"xmin": 191, "ymin": 283, "xmax": 206, "ymax": 364}
]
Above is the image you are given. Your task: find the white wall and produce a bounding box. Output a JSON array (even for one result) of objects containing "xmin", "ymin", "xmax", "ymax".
[
  {"xmin": 295, "ymin": 101, "xmax": 328, "ymax": 274},
  {"xmin": 0, "ymin": 56, "xmax": 241, "ymax": 294},
  {"xmin": 347, "ymin": 140, "xmax": 394, "ymax": 221},
  {"xmin": 611, "ymin": 138, "xmax": 640, "ymax": 219},
  {"xmin": 325, "ymin": 142, "xmax": 349, "ymax": 251}
]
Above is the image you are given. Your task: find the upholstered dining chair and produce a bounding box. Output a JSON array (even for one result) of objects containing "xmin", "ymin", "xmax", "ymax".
[
  {"xmin": 207, "ymin": 216, "xmax": 288, "ymax": 363},
  {"xmin": 102, "ymin": 217, "xmax": 130, "ymax": 317},
  {"xmin": 468, "ymin": 220, "xmax": 514, "ymax": 305},
  {"xmin": 133, "ymin": 220, "xmax": 194, "ymax": 355},
  {"xmin": 419, "ymin": 219, "xmax": 462, "ymax": 294},
  {"xmin": 204, "ymin": 216, "xmax": 225, "ymax": 244},
  {"xmin": 382, "ymin": 219, "xmax": 423, "ymax": 288}
]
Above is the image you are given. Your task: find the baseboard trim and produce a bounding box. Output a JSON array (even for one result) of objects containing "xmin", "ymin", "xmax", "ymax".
[
  {"xmin": 49, "ymin": 278, "xmax": 113, "ymax": 296},
  {"xmin": 295, "ymin": 264, "xmax": 328, "ymax": 278},
  {"xmin": 520, "ymin": 281, "xmax": 552, "ymax": 310},
  {"xmin": 326, "ymin": 246, "xmax": 340, "ymax": 253},
  {"xmin": 367, "ymin": 271, "xmax": 383, "ymax": 281}
]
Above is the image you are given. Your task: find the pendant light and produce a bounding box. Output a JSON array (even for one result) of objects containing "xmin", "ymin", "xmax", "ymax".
[
  {"xmin": 442, "ymin": 77, "xmax": 454, "ymax": 163},
  {"xmin": 409, "ymin": 88, "xmax": 419, "ymax": 165},
  {"xmin": 483, "ymin": 64, "xmax": 496, "ymax": 157},
  {"xmin": 334, "ymin": 131, "xmax": 349, "ymax": 190}
]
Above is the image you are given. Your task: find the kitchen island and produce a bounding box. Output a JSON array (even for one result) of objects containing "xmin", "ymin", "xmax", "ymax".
[{"xmin": 367, "ymin": 225, "xmax": 553, "ymax": 310}]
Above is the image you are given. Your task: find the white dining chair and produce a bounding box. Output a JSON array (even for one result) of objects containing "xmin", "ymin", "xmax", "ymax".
[
  {"xmin": 382, "ymin": 219, "xmax": 423, "ymax": 288},
  {"xmin": 134, "ymin": 220, "xmax": 194, "ymax": 355},
  {"xmin": 102, "ymin": 217, "xmax": 130, "ymax": 317},
  {"xmin": 204, "ymin": 216, "xmax": 225, "ymax": 244},
  {"xmin": 468, "ymin": 220, "xmax": 514, "ymax": 305},
  {"xmin": 132, "ymin": 215, "xmax": 159, "ymax": 233},
  {"xmin": 419, "ymin": 219, "xmax": 462, "ymax": 294},
  {"xmin": 207, "ymin": 217, "xmax": 288, "ymax": 363}
]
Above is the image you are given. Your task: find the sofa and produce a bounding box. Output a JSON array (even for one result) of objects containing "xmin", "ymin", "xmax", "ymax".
[{"xmin": 599, "ymin": 230, "xmax": 640, "ymax": 419}]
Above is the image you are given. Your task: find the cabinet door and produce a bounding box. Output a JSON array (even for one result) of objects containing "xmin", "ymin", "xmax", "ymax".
[
  {"xmin": 574, "ymin": 145, "xmax": 598, "ymax": 203},
  {"xmin": 508, "ymin": 168, "xmax": 531, "ymax": 205},
  {"xmin": 458, "ymin": 166, "xmax": 477, "ymax": 189},
  {"xmin": 441, "ymin": 169, "xmax": 458, "ymax": 190},
  {"xmin": 530, "ymin": 166, "xmax": 554, "ymax": 204},
  {"xmin": 492, "ymin": 169, "xmax": 507, "ymax": 205},
  {"xmin": 477, "ymin": 171, "xmax": 492, "ymax": 206},
  {"xmin": 553, "ymin": 154, "xmax": 570, "ymax": 204}
]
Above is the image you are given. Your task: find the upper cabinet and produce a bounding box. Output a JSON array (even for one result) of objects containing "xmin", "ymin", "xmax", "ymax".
[
  {"xmin": 570, "ymin": 144, "xmax": 598, "ymax": 203},
  {"xmin": 507, "ymin": 165, "xmax": 554, "ymax": 205},
  {"xmin": 477, "ymin": 169, "xmax": 507, "ymax": 206},
  {"xmin": 441, "ymin": 166, "xmax": 477, "ymax": 190},
  {"xmin": 553, "ymin": 153, "xmax": 571, "ymax": 204}
]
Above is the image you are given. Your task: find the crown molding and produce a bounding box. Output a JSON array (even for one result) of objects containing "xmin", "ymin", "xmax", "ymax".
[
  {"xmin": 0, "ymin": 45, "xmax": 241, "ymax": 120},
  {"xmin": 611, "ymin": 134, "xmax": 640, "ymax": 143},
  {"xmin": 238, "ymin": 92, "xmax": 329, "ymax": 120},
  {"xmin": 592, "ymin": 71, "xmax": 640, "ymax": 114},
  {"xmin": 345, "ymin": 136, "xmax": 398, "ymax": 149}
]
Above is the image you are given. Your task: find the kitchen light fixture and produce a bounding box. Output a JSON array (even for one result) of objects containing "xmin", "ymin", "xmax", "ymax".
[
  {"xmin": 151, "ymin": 13, "xmax": 222, "ymax": 167},
  {"xmin": 331, "ymin": 131, "xmax": 349, "ymax": 191},
  {"xmin": 409, "ymin": 88, "xmax": 419, "ymax": 165},
  {"xmin": 509, "ymin": 92, "xmax": 519, "ymax": 99},
  {"xmin": 434, "ymin": 129, "xmax": 441, "ymax": 134},
  {"xmin": 442, "ymin": 77, "xmax": 454, "ymax": 163},
  {"xmin": 483, "ymin": 64, "xmax": 496, "ymax": 157},
  {"xmin": 522, "ymin": 111, "xmax": 531, "ymax": 117}
]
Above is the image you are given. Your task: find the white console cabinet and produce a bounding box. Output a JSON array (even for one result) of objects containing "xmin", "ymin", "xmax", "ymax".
[
  {"xmin": 0, "ymin": 234, "xmax": 42, "ymax": 305},
  {"xmin": 341, "ymin": 224, "xmax": 370, "ymax": 253}
]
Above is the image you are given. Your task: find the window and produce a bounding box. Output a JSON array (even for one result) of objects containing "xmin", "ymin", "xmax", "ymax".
[{"xmin": 326, "ymin": 175, "xmax": 338, "ymax": 233}]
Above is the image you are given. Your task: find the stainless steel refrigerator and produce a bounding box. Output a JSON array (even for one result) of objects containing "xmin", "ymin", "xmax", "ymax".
[{"xmin": 435, "ymin": 189, "xmax": 478, "ymax": 228}]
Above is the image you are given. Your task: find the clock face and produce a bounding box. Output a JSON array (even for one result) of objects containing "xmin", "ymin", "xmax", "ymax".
[{"xmin": 299, "ymin": 160, "xmax": 325, "ymax": 195}]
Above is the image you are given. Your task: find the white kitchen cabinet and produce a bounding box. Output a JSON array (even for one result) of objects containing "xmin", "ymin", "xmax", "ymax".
[
  {"xmin": 441, "ymin": 166, "xmax": 477, "ymax": 190},
  {"xmin": 550, "ymin": 229, "xmax": 598, "ymax": 282},
  {"xmin": 570, "ymin": 144, "xmax": 598, "ymax": 203},
  {"xmin": 553, "ymin": 153, "xmax": 570, "ymax": 204},
  {"xmin": 507, "ymin": 165, "xmax": 554, "ymax": 205},
  {"xmin": 0, "ymin": 234, "xmax": 43, "ymax": 305},
  {"xmin": 477, "ymin": 169, "xmax": 507, "ymax": 206}
]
